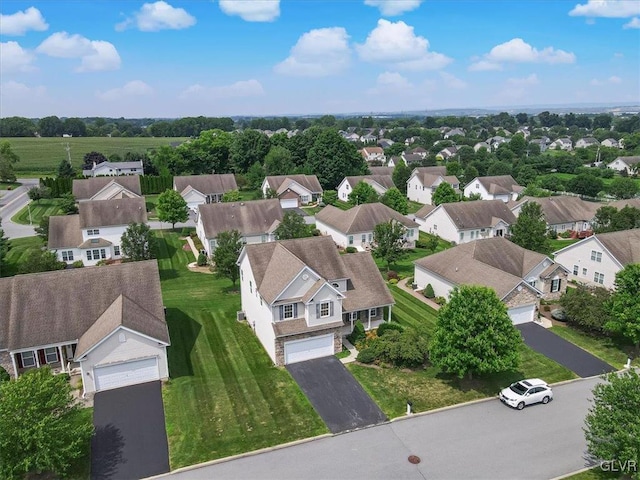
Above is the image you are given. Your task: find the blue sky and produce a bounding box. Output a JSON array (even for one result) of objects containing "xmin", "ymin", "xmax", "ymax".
[{"xmin": 1, "ymin": 0, "xmax": 639, "ymax": 118}]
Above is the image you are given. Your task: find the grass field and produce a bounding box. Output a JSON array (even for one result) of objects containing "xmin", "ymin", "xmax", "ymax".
[
  {"xmin": 0, "ymin": 181, "xmax": 21, "ymax": 190},
  {"xmin": 549, "ymin": 237, "xmax": 580, "ymax": 253},
  {"xmin": 156, "ymin": 231, "xmax": 326, "ymax": 469},
  {"xmin": 541, "ymin": 172, "xmax": 640, "ymax": 189},
  {"xmin": 374, "ymin": 232, "xmax": 452, "ymax": 278},
  {"xmin": 0, "ymin": 236, "xmax": 44, "ymax": 277},
  {"xmin": 348, "ymin": 286, "xmax": 576, "ymax": 418},
  {"xmin": 11, "ymin": 198, "xmax": 63, "ymax": 225},
  {"xmin": 5, "ymin": 137, "xmax": 189, "ymax": 175}
]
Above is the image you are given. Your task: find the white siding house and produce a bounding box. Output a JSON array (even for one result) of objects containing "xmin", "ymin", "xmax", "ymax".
[{"xmin": 463, "ymin": 175, "xmax": 523, "ymax": 202}]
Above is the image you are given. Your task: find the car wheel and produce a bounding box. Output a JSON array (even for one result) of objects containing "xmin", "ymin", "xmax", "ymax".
[
  {"xmin": 517, "ymin": 402, "xmax": 525, "ymax": 410},
  {"xmin": 542, "ymin": 396, "xmax": 550, "ymax": 404}
]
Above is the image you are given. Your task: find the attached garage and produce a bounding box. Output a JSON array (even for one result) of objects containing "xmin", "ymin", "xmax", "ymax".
[
  {"xmin": 94, "ymin": 357, "xmax": 160, "ymax": 392},
  {"xmin": 507, "ymin": 304, "xmax": 536, "ymax": 325},
  {"xmin": 284, "ymin": 334, "xmax": 334, "ymax": 365},
  {"xmin": 280, "ymin": 197, "xmax": 299, "ymax": 209}
]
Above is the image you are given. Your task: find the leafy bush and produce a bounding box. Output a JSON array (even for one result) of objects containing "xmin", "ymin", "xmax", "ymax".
[
  {"xmin": 559, "ymin": 230, "xmax": 573, "ymax": 238},
  {"xmin": 357, "ymin": 328, "xmax": 429, "ymax": 368},
  {"xmin": 377, "ymin": 322, "xmax": 404, "ymax": 336},
  {"xmin": 345, "ymin": 246, "xmax": 357, "ymax": 253},
  {"xmin": 356, "ymin": 348, "xmax": 377, "ymax": 364},
  {"xmin": 387, "ymin": 270, "xmax": 398, "ymax": 281},
  {"xmin": 197, "ymin": 253, "xmax": 208, "ymax": 267},
  {"xmin": 406, "ymin": 276, "xmax": 414, "ymax": 285},
  {"xmin": 189, "ymin": 231, "xmax": 197, "ymax": 238},
  {"xmin": 71, "ymin": 260, "xmax": 84, "ymax": 268},
  {"xmin": 434, "ymin": 296, "xmax": 447, "ymax": 305},
  {"xmin": 547, "ymin": 229, "xmax": 558, "ymax": 239},
  {"xmin": 181, "ymin": 227, "xmax": 192, "ymax": 236},
  {"xmin": 347, "ymin": 320, "xmax": 366, "ymax": 345},
  {"xmin": 389, "ymin": 278, "xmax": 398, "ymax": 285},
  {"xmin": 0, "ymin": 366, "xmax": 10, "ymax": 383},
  {"xmin": 423, "ymin": 284, "xmax": 435, "ymax": 299}
]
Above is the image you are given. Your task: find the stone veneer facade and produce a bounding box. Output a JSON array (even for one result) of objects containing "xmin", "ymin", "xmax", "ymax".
[
  {"xmin": 502, "ymin": 284, "xmax": 539, "ymax": 309},
  {"xmin": 0, "ymin": 351, "xmax": 15, "ymax": 378},
  {"xmin": 274, "ymin": 327, "xmax": 343, "ymax": 366},
  {"xmin": 539, "ymin": 270, "xmax": 568, "ymax": 301}
]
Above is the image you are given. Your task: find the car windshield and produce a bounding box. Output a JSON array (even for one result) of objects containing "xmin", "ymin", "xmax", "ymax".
[{"xmin": 509, "ymin": 382, "xmax": 528, "ymax": 395}]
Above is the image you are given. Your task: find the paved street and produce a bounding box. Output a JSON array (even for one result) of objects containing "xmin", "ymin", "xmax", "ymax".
[
  {"xmin": 160, "ymin": 377, "xmax": 600, "ymax": 480},
  {"xmin": 0, "ymin": 179, "xmax": 39, "ymax": 238}
]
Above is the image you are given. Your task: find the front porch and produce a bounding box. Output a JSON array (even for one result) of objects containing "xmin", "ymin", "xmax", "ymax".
[
  {"xmin": 8, "ymin": 343, "xmax": 79, "ymax": 379},
  {"xmin": 342, "ymin": 305, "xmax": 392, "ymax": 336}
]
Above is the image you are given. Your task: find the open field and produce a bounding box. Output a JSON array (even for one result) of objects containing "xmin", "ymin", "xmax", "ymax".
[{"xmin": 4, "ymin": 137, "xmax": 189, "ymax": 174}]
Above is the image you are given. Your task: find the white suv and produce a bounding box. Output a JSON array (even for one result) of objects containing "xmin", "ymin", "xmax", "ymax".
[{"xmin": 499, "ymin": 378, "xmax": 553, "ymax": 410}]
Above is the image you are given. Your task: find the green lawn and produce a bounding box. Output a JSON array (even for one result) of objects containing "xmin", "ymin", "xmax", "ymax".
[
  {"xmin": 0, "ymin": 181, "xmax": 21, "ymax": 190},
  {"xmin": 562, "ymin": 467, "xmax": 622, "ymax": 480},
  {"xmin": 157, "ymin": 231, "xmax": 326, "ymax": 469},
  {"xmin": 348, "ymin": 285, "xmax": 576, "ymax": 418},
  {"xmin": 237, "ymin": 189, "xmax": 262, "ymax": 201},
  {"xmin": 407, "ymin": 200, "xmax": 424, "ymax": 214},
  {"xmin": 334, "ymin": 199, "xmax": 352, "ymax": 211},
  {"xmin": 11, "ymin": 198, "xmax": 63, "ymax": 225},
  {"xmin": 374, "ymin": 232, "xmax": 452, "ymax": 278},
  {"xmin": 0, "ymin": 236, "xmax": 44, "ymax": 277},
  {"xmin": 550, "ymin": 326, "xmax": 639, "ymax": 369},
  {"xmin": 549, "ymin": 237, "xmax": 580, "ymax": 253},
  {"xmin": 6, "ymin": 137, "xmax": 189, "ymax": 175},
  {"xmin": 144, "ymin": 194, "xmax": 160, "ymax": 220}
]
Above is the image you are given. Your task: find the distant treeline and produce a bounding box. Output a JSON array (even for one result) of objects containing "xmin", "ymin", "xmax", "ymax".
[{"xmin": 39, "ymin": 175, "xmax": 174, "ymax": 196}]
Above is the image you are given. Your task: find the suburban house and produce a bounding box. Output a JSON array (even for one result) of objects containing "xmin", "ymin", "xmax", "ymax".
[
  {"xmin": 261, "ymin": 175, "xmax": 323, "ymax": 208},
  {"xmin": 607, "ymin": 156, "xmax": 640, "ymax": 175},
  {"xmin": 72, "ymin": 176, "xmax": 142, "ymax": 202},
  {"xmin": 414, "ymin": 199, "xmax": 516, "ymax": 244},
  {"xmin": 548, "ymin": 138, "xmax": 573, "ymax": 151},
  {"xmin": 173, "ymin": 174, "xmax": 238, "ymax": 211},
  {"xmin": 196, "ymin": 199, "xmax": 284, "ymax": 257},
  {"xmin": 82, "ymin": 160, "xmax": 144, "ymax": 177},
  {"xmin": 435, "ymin": 146, "xmax": 458, "ymax": 161},
  {"xmin": 237, "ymin": 236, "xmax": 395, "ymax": 365},
  {"xmin": 337, "ymin": 175, "xmax": 395, "ymax": 201},
  {"xmin": 575, "ymin": 137, "xmax": 599, "ymax": 149},
  {"xmin": 463, "ymin": 175, "xmax": 523, "ymax": 202},
  {"xmin": 407, "ymin": 146, "xmax": 428, "ymax": 158},
  {"xmin": 601, "ymin": 138, "xmax": 621, "ymax": 149},
  {"xmin": 488, "ymin": 136, "xmax": 508, "ymax": 151},
  {"xmin": 315, "ymin": 203, "xmax": 419, "ymax": 249},
  {"xmin": 553, "ymin": 229, "xmax": 640, "ymax": 289},
  {"xmin": 360, "ymin": 146, "xmax": 386, "ymax": 163},
  {"xmin": 444, "ymin": 128, "xmax": 465, "ymax": 139},
  {"xmin": 529, "ymin": 138, "xmax": 549, "ymax": 152},
  {"xmin": 511, "ymin": 196, "xmax": 600, "ymax": 234},
  {"xmin": 401, "ymin": 152, "xmax": 424, "ymax": 166},
  {"xmin": 414, "ymin": 237, "xmax": 568, "ymax": 324},
  {"xmin": 48, "ymin": 196, "xmax": 147, "ymax": 266},
  {"xmin": 0, "ymin": 261, "xmax": 170, "ymax": 395},
  {"xmin": 473, "ymin": 141, "xmax": 490, "ymax": 152},
  {"xmin": 407, "ymin": 167, "xmax": 460, "ymax": 205},
  {"xmin": 360, "ymin": 133, "xmax": 377, "ymax": 143}
]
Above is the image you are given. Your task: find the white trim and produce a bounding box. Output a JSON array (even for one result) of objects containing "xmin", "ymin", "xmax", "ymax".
[
  {"xmin": 75, "ymin": 326, "xmax": 169, "ymax": 361},
  {"xmin": 11, "ymin": 340, "xmax": 77, "ymax": 354},
  {"xmin": 21, "ymin": 351, "xmax": 36, "ymax": 368}
]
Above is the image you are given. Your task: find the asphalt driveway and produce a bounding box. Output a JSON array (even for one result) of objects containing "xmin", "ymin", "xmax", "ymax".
[
  {"xmin": 91, "ymin": 381, "xmax": 170, "ymax": 480},
  {"xmin": 518, "ymin": 323, "xmax": 616, "ymax": 377},
  {"xmin": 286, "ymin": 356, "xmax": 387, "ymax": 434}
]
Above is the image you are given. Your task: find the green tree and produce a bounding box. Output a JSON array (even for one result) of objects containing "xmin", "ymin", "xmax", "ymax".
[
  {"xmin": 584, "ymin": 370, "xmax": 640, "ymax": 480},
  {"xmin": 157, "ymin": 189, "xmax": 189, "ymax": 230},
  {"xmin": 264, "ymin": 146, "xmax": 295, "ymax": 175},
  {"xmin": 592, "ymin": 206, "xmax": 618, "ymax": 233},
  {"xmin": 392, "ymin": 162, "xmax": 411, "ymax": 194},
  {"xmin": 27, "ymin": 186, "xmax": 51, "ymax": 204},
  {"xmin": 608, "ymin": 177, "xmax": 639, "ymax": 199},
  {"xmin": 381, "ymin": 187, "xmax": 408, "ymax": 214},
  {"xmin": 348, "ymin": 181, "xmax": 379, "ymax": 206},
  {"xmin": 423, "ymin": 234, "xmax": 439, "ymax": 252},
  {"xmin": 606, "ymin": 264, "xmax": 640, "ymax": 353},
  {"xmin": 456, "ymin": 145, "xmax": 475, "ymax": 166},
  {"xmin": 59, "ymin": 192, "xmax": 78, "ymax": 214},
  {"xmin": 463, "ymin": 165, "xmax": 479, "ymax": 185},
  {"xmin": 121, "ymin": 222, "xmax": 157, "ymax": 261},
  {"xmin": 275, "ymin": 211, "xmax": 313, "ymax": 240},
  {"xmin": 508, "ymin": 134, "xmax": 527, "ymax": 157},
  {"xmin": 81, "ymin": 151, "xmax": 107, "ymax": 171},
  {"xmin": 62, "ymin": 117, "xmax": 86, "ymax": 137},
  {"xmin": 432, "ymin": 182, "xmax": 459, "ymax": 206},
  {"xmin": 567, "ymin": 173, "xmax": 604, "ymax": 197},
  {"xmin": 560, "ymin": 284, "xmax": 612, "ymax": 333},
  {"xmin": 446, "ymin": 161, "xmax": 462, "ymax": 177},
  {"xmin": 373, "ymin": 220, "xmax": 407, "ymax": 271},
  {"xmin": 57, "ymin": 159, "xmax": 75, "ymax": 178},
  {"xmin": 37, "ymin": 115, "xmax": 63, "ymax": 137},
  {"xmin": 430, "ymin": 285, "xmax": 522, "ymax": 379},
  {"xmin": 19, "ymin": 250, "xmax": 65, "ymax": 274},
  {"xmin": 213, "ymin": 229, "xmax": 243, "ymax": 286},
  {"xmin": 487, "ymin": 160, "xmax": 513, "ymax": 176},
  {"xmin": 514, "ymin": 165, "xmax": 538, "ymax": 187},
  {"xmin": 323, "ymin": 190, "xmax": 338, "ymax": 205},
  {"xmin": 0, "ymin": 141, "xmax": 20, "ymax": 183},
  {"xmin": 510, "ymin": 201, "xmax": 550, "ymax": 254},
  {"xmin": 230, "ymin": 129, "xmax": 271, "ymax": 173},
  {"xmin": 222, "ymin": 190, "xmax": 241, "ymax": 202},
  {"xmin": 0, "ymin": 367, "xmax": 94, "ymax": 480},
  {"xmin": 245, "ymin": 161, "xmax": 265, "ymax": 190},
  {"xmin": 307, "ymin": 129, "xmax": 367, "ymax": 189},
  {"xmin": 0, "ymin": 218, "xmax": 8, "ymax": 275},
  {"xmin": 34, "ymin": 215, "xmax": 50, "ymax": 243}
]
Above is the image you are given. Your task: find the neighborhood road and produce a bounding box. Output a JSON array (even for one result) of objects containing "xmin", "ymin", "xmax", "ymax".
[
  {"xmin": 0, "ymin": 179, "xmax": 38, "ymax": 238},
  {"xmin": 159, "ymin": 377, "xmax": 601, "ymax": 480}
]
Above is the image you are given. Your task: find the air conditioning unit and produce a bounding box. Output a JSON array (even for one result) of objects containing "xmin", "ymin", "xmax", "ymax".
[{"xmin": 237, "ymin": 311, "xmax": 246, "ymax": 322}]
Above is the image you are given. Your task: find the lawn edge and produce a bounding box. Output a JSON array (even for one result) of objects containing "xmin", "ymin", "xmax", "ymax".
[{"xmin": 549, "ymin": 465, "xmax": 598, "ymax": 480}]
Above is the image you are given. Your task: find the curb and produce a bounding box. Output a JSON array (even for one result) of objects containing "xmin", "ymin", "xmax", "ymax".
[{"xmin": 549, "ymin": 465, "xmax": 596, "ymax": 480}]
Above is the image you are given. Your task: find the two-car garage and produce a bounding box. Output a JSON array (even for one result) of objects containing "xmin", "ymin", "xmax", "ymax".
[
  {"xmin": 284, "ymin": 334, "xmax": 335, "ymax": 365},
  {"xmin": 94, "ymin": 357, "xmax": 160, "ymax": 392},
  {"xmin": 507, "ymin": 304, "xmax": 536, "ymax": 325}
]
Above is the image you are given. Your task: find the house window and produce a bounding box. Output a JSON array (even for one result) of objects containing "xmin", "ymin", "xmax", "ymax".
[
  {"xmin": 408, "ymin": 229, "xmax": 414, "ymax": 237},
  {"xmin": 582, "ymin": 268, "xmax": 587, "ymax": 276},
  {"xmin": 61, "ymin": 250, "xmax": 74, "ymax": 261},
  {"xmin": 301, "ymin": 195, "xmax": 310, "ymax": 203},
  {"xmin": 475, "ymin": 183, "xmax": 480, "ymax": 189},
  {"xmin": 470, "ymin": 231, "xmax": 475, "ymax": 240},
  {"xmin": 44, "ymin": 347, "xmax": 58, "ymax": 364},
  {"xmin": 87, "ymin": 229, "xmax": 100, "ymax": 236},
  {"xmin": 249, "ymin": 281, "xmax": 252, "ymax": 293},
  {"xmin": 241, "ymin": 269, "xmax": 244, "ymax": 281},
  {"xmin": 573, "ymin": 265, "xmax": 579, "ymax": 276},
  {"xmin": 433, "ymin": 225, "xmax": 437, "ymax": 231},
  {"xmin": 21, "ymin": 351, "xmax": 36, "ymax": 368},
  {"xmin": 590, "ymin": 250, "xmax": 602, "ymax": 262},
  {"xmin": 86, "ymin": 250, "xmax": 92, "ymax": 260},
  {"xmin": 459, "ymin": 232, "xmax": 464, "ymax": 241},
  {"xmin": 280, "ymin": 303, "xmax": 297, "ymax": 320},
  {"xmin": 369, "ymin": 308, "xmax": 377, "ymax": 317},
  {"xmin": 362, "ymin": 234, "xmax": 366, "ymax": 243},
  {"xmin": 594, "ymin": 272, "xmax": 605, "ymax": 284},
  {"xmin": 261, "ymin": 235, "xmax": 267, "ymax": 243},
  {"xmin": 368, "ymin": 233, "xmax": 373, "ymax": 242},
  {"xmin": 114, "ymin": 246, "xmax": 120, "ymax": 256},
  {"xmin": 349, "ymin": 312, "xmax": 358, "ymax": 321},
  {"xmin": 551, "ymin": 279, "xmax": 561, "ymax": 293},
  {"xmin": 528, "ymin": 280, "xmax": 537, "ymax": 288},
  {"xmin": 319, "ymin": 301, "xmax": 331, "ymax": 318},
  {"xmin": 348, "ymin": 236, "xmax": 354, "ymax": 245}
]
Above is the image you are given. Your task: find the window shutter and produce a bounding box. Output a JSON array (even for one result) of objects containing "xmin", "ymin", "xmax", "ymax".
[
  {"xmin": 279, "ymin": 305, "xmax": 284, "ymax": 320},
  {"xmin": 293, "ymin": 304, "xmax": 298, "ymax": 318},
  {"xmin": 316, "ymin": 304, "xmax": 320, "ymax": 319},
  {"xmin": 330, "ymin": 302, "xmax": 334, "ymax": 316}
]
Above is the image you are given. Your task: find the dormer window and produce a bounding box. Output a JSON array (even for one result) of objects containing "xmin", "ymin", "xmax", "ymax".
[{"xmin": 331, "ymin": 283, "xmax": 339, "ymax": 288}]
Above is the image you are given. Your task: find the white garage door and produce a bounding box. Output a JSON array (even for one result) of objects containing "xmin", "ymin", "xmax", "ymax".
[
  {"xmin": 280, "ymin": 198, "xmax": 299, "ymax": 209},
  {"xmin": 508, "ymin": 304, "xmax": 536, "ymax": 325},
  {"xmin": 284, "ymin": 334, "xmax": 334, "ymax": 364},
  {"xmin": 94, "ymin": 357, "xmax": 159, "ymax": 392}
]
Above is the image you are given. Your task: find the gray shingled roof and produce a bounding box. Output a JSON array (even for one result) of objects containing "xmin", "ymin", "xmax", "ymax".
[
  {"xmin": 72, "ymin": 176, "xmax": 141, "ymax": 200},
  {"xmin": 265, "ymin": 175, "xmax": 322, "ymax": 193},
  {"xmin": 79, "ymin": 197, "xmax": 147, "ymax": 228},
  {"xmin": 345, "ymin": 175, "xmax": 395, "ymax": 191},
  {"xmin": 403, "ymin": 153, "xmax": 423, "ymax": 164},
  {"xmin": 612, "ymin": 156, "xmax": 640, "ymax": 166},
  {"xmin": 316, "ymin": 203, "xmax": 418, "ymax": 234},
  {"xmin": 173, "ymin": 174, "xmax": 237, "ymax": 195},
  {"xmin": 595, "ymin": 229, "xmax": 640, "ymax": 266},
  {"xmin": 522, "ymin": 196, "xmax": 600, "ymax": 225},
  {"xmin": 369, "ymin": 167, "xmax": 394, "ymax": 176},
  {"xmin": 341, "ymin": 253, "xmax": 394, "ymax": 311},
  {"xmin": 440, "ymin": 199, "xmax": 516, "ymax": 229},
  {"xmin": 272, "ymin": 318, "xmax": 343, "ymax": 338},
  {"xmin": 48, "ymin": 215, "xmax": 82, "ymax": 249},
  {"xmin": 414, "ymin": 237, "xmax": 547, "ymax": 298},
  {"xmin": 477, "ymin": 175, "xmax": 523, "ymax": 195},
  {"xmin": 414, "ymin": 204, "xmax": 437, "ymax": 218},
  {"xmin": 0, "ymin": 261, "xmax": 168, "ymax": 352},
  {"xmin": 608, "ymin": 198, "xmax": 640, "ymax": 210},
  {"xmin": 198, "ymin": 199, "xmax": 284, "ymax": 239}
]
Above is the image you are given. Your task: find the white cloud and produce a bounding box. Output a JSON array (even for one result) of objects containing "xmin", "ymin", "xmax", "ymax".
[
  {"xmin": 115, "ymin": 1, "xmax": 196, "ymax": 32},
  {"xmin": 569, "ymin": 0, "xmax": 640, "ymax": 18},
  {"xmin": 97, "ymin": 80, "xmax": 154, "ymax": 101},
  {"xmin": 179, "ymin": 79, "xmax": 264, "ymax": 99},
  {"xmin": 36, "ymin": 32, "xmax": 121, "ymax": 72},
  {"xmin": 367, "ymin": 71, "xmax": 413, "ymax": 94},
  {"xmin": 363, "ymin": 0, "xmax": 423, "ymax": 16},
  {"xmin": 439, "ymin": 71, "xmax": 466, "ymax": 89},
  {"xmin": 0, "ymin": 41, "xmax": 36, "ymax": 73},
  {"xmin": 469, "ymin": 38, "xmax": 575, "ymax": 70},
  {"xmin": 274, "ymin": 27, "xmax": 351, "ymax": 77},
  {"xmin": 507, "ymin": 73, "xmax": 540, "ymax": 86},
  {"xmin": 590, "ymin": 75, "xmax": 623, "ymax": 86},
  {"xmin": 623, "ymin": 16, "xmax": 640, "ymax": 28},
  {"xmin": 0, "ymin": 7, "xmax": 48, "ymax": 35},
  {"xmin": 356, "ymin": 19, "xmax": 451, "ymax": 70},
  {"xmin": 218, "ymin": 0, "xmax": 280, "ymax": 22},
  {"xmin": 0, "ymin": 80, "xmax": 45, "ymax": 97}
]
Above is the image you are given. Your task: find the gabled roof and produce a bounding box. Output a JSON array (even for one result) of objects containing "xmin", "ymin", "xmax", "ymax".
[
  {"xmin": 403, "ymin": 153, "xmax": 423, "ymax": 164},
  {"xmin": 73, "ymin": 176, "xmax": 142, "ymax": 200},
  {"xmin": 474, "ymin": 175, "xmax": 523, "ymax": 195},
  {"xmin": 315, "ymin": 203, "xmax": 418, "ymax": 234},
  {"xmin": 369, "ymin": 166, "xmax": 394, "ymax": 176},
  {"xmin": 78, "ymin": 197, "xmax": 147, "ymax": 228},
  {"xmin": 594, "ymin": 229, "xmax": 640, "ymax": 266},
  {"xmin": 414, "ymin": 237, "xmax": 547, "ymax": 298},
  {"xmin": 437, "ymin": 200, "xmax": 517, "ymax": 229},
  {"xmin": 173, "ymin": 174, "xmax": 237, "ymax": 196},
  {"xmin": 198, "ymin": 199, "xmax": 284, "ymax": 239},
  {"xmin": 362, "ymin": 146, "xmax": 384, "ymax": 154},
  {"xmin": 414, "ymin": 204, "xmax": 437, "ymax": 218},
  {"xmin": 343, "ymin": 175, "xmax": 395, "ymax": 191},
  {"xmin": 411, "ymin": 166, "xmax": 447, "ymax": 178},
  {"xmin": 341, "ymin": 253, "xmax": 394, "ymax": 311},
  {"xmin": 84, "ymin": 161, "xmax": 143, "ymax": 174},
  {"xmin": 264, "ymin": 175, "xmax": 322, "ymax": 193},
  {"xmin": 608, "ymin": 198, "xmax": 640, "ymax": 210},
  {"xmin": 610, "ymin": 156, "xmax": 640, "ymax": 166},
  {"xmin": 519, "ymin": 196, "xmax": 600, "ymax": 225},
  {"xmin": 419, "ymin": 173, "xmax": 460, "ymax": 188},
  {"xmin": 48, "ymin": 215, "xmax": 82, "ymax": 249},
  {"xmin": 0, "ymin": 261, "xmax": 167, "ymax": 352}
]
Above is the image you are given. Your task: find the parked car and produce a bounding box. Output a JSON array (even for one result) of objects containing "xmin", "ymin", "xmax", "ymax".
[{"xmin": 499, "ymin": 378, "xmax": 553, "ymax": 410}]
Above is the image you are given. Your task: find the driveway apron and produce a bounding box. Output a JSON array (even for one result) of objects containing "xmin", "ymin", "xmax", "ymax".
[
  {"xmin": 518, "ymin": 323, "xmax": 616, "ymax": 378},
  {"xmin": 91, "ymin": 381, "xmax": 170, "ymax": 480},
  {"xmin": 286, "ymin": 356, "xmax": 388, "ymax": 433}
]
